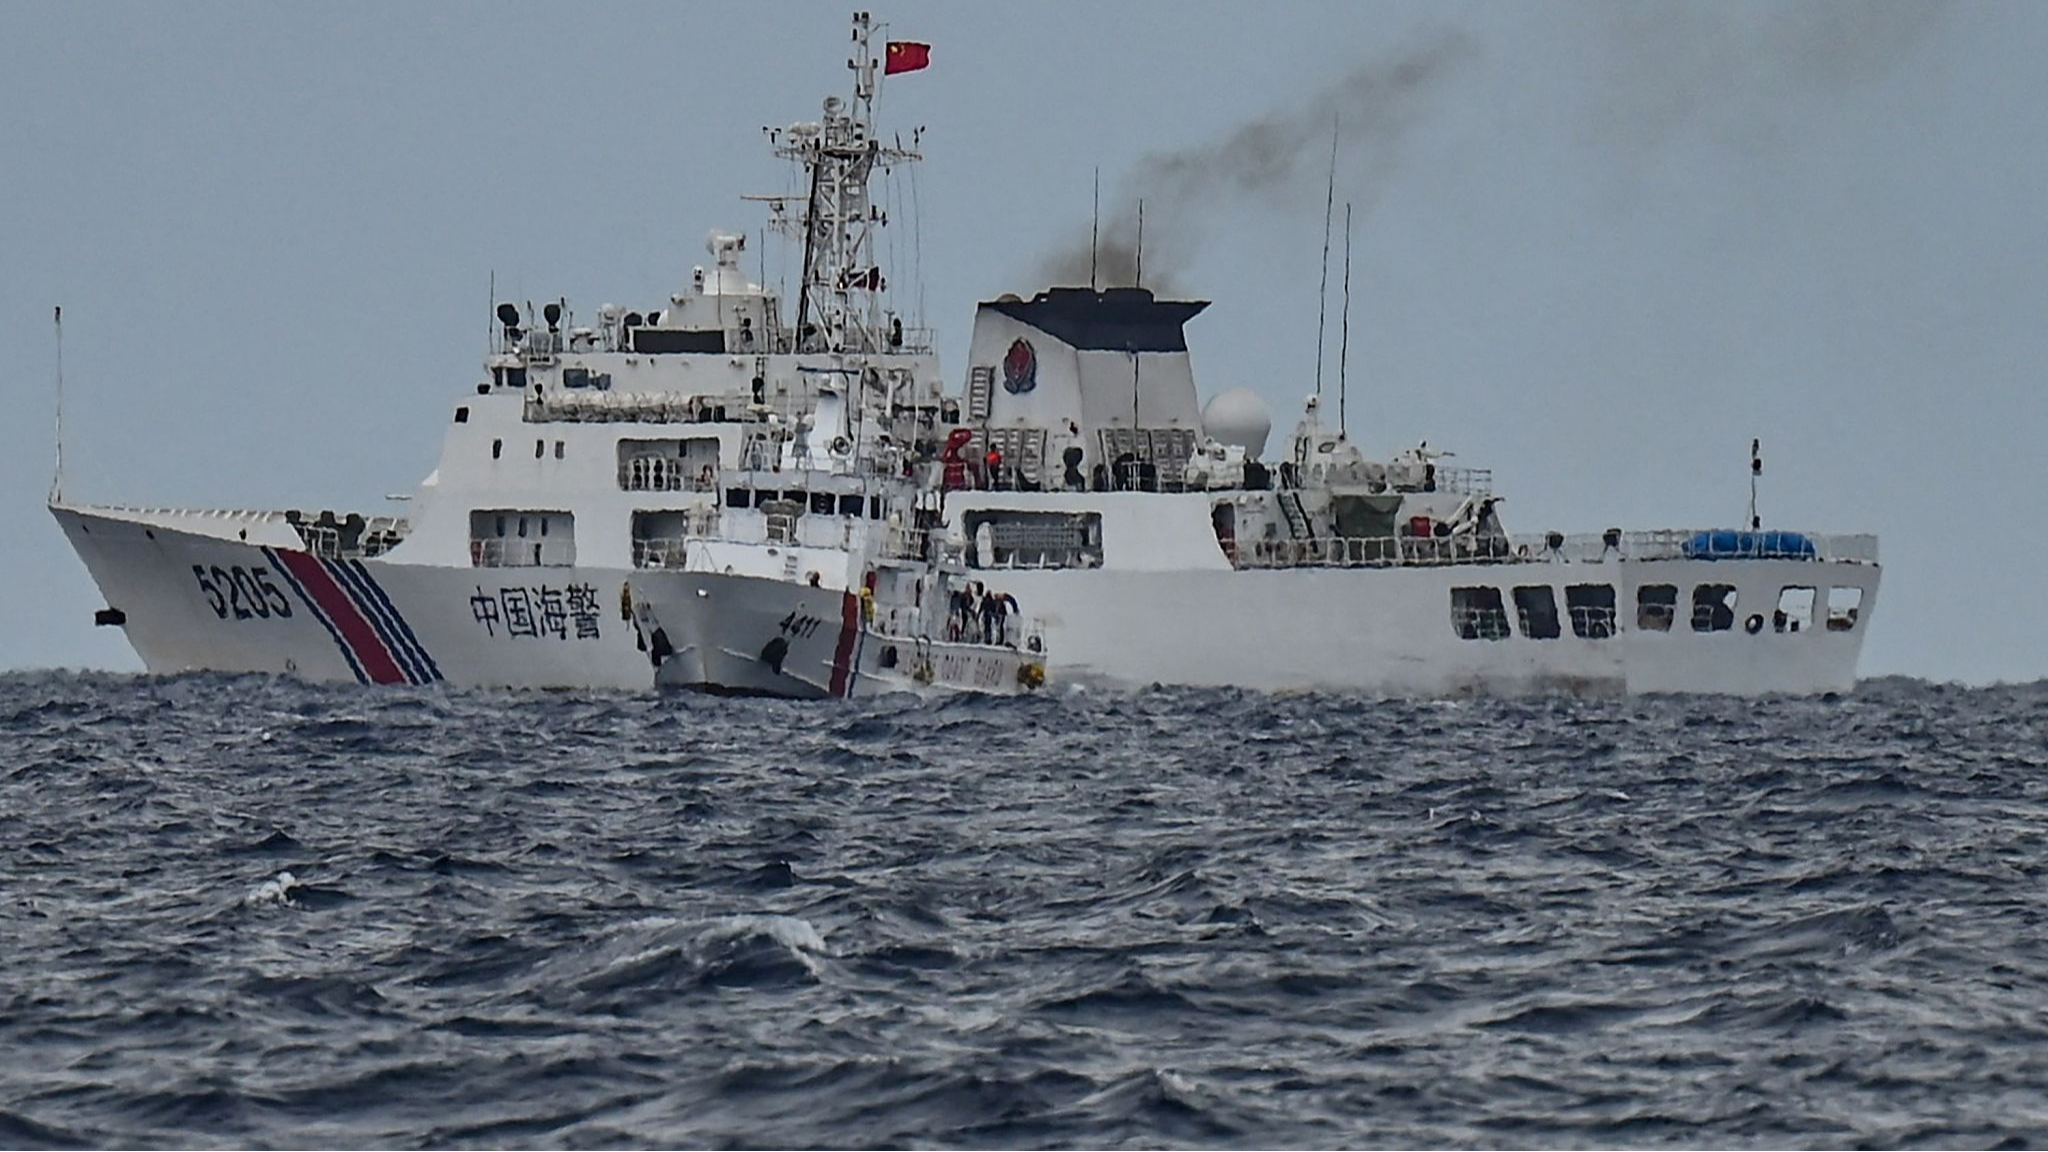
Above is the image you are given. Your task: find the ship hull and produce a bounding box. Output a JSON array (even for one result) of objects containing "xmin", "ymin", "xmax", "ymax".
[
  {"xmin": 53, "ymin": 503, "xmax": 660, "ymax": 689},
  {"xmin": 630, "ymin": 571, "xmax": 1041, "ymax": 699},
  {"xmin": 965, "ymin": 558, "xmax": 1878, "ymax": 696},
  {"xmin": 55, "ymin": 503, "xmax": 1876, "ymax": 697}
]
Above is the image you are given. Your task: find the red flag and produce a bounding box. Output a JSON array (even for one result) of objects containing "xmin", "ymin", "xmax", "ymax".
[{"xmin": 884, "ymin": 41, "xmax": 930, "ymax": 75}]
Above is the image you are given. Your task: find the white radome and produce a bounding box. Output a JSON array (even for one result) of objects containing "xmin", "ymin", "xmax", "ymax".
[{"xmin": 1202, "ymin": 387, "xmax": 1272, "ymax": 461}]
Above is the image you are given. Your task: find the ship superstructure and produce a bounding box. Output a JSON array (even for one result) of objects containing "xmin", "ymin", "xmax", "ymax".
[{"xmin": 930, "ymin": 287, "xmax": 1879, "ymax": 694}]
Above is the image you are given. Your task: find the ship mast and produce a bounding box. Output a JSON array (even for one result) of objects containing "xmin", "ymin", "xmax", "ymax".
[{"xmin": 751, "ymin": 12, "xmax": 920, "ymax": 357}]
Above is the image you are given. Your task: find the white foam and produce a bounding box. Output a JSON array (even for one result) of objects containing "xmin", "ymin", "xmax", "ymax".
[
  {"xmin": 245, "ymin": 870, "xmax": 300, "ymax": 908},
  {"xmin": 712, "ymin": 913, "xmax": 827, "ymax": 955},
  {"xmin": 702, "ymin": 914, "xmax": 830, "ymax": 979}
]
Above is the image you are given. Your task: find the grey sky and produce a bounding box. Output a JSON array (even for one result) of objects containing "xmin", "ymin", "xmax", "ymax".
[{"xmin": 3, "ymin": 1, "xmax": 2041, "ymax": 684}]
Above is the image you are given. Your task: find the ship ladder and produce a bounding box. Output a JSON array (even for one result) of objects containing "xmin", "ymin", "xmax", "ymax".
[
  {"xmin": 967, "ymin": 366, "xmax": 995, "ymax": 423},
  {"xmin": 1279, "ymin": 491, "xmax": 1313, "ymax": 542}
]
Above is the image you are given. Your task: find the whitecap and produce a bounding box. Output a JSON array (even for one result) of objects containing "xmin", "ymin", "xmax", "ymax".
[
  {"xmin": 244, "ymin": 870, "xmax": 300, "ymax": 908},
  {"xmin": 710, "ymin": 913, "xmax": 828, "ymax": 955}
]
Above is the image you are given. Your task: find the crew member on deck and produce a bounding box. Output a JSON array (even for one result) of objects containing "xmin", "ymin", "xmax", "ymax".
[{"xmin": 980, "ymin": 588, "xmax": 1007, "ymax": 646}]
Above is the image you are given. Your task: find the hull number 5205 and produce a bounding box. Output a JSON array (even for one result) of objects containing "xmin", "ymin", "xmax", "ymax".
[{"xmin": 192, "ymin": 565, "xmax": 293, "ymax": 620}]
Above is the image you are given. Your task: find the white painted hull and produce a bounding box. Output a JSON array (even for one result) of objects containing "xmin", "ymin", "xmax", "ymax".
[
  {"xmin": 55, "ymin": 501, "xmax": 1876, "ymax": 697},
  {"xmin": 53, "ymin": 504, "xmax": 661, "ymax": 689},
  {"xmin": 630, "ymin": 571, "xmax": 1043, "ymax": 698},
  {"xmin": 969, "ymin": 558, "xmax": 1878, "ymax": 696}
]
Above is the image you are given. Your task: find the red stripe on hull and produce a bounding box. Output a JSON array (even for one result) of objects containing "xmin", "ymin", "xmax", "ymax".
[
  {"xmin": 275, "ymin": 551, "xmax": 408, "ymax": 685},
  {"xmin": 828, "ymin": 591, "xmax": 862, "ymax": 698}
]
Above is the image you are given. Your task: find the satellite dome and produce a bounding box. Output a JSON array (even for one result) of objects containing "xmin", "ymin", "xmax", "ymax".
[{"xmin": 1202, "ymin": 388, "xmax": 1272, "ymax": 460}]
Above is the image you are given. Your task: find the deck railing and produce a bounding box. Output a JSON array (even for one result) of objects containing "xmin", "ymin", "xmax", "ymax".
[
  {"xmin": 1233, "ymin": 530, "xmax": 1879, "ymax": 571},
  {"xmin": 632, "ymin": 520, "xmax": 938, "ymax": 570},
  {"xmin": 471, "ymin": 538, "xmax": 577, "ymax": 568},
  {"xmin": 633, "ymin": 538, "xmax": 692, "ymax": 569},
  {"xmin": 617, "ymin": 458, "xmax": 717, "ymax": 492}
]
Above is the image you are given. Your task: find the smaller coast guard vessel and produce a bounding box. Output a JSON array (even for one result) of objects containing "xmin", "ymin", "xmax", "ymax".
[{"xmin": 627, "ymin": 386, "xmax": 1048, "ymax": 698}]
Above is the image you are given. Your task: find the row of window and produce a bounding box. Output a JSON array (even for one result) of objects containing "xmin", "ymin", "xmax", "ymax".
[
  {"xmin": 486, "ymin": 438, "xmax": 567, "ymax": 461},
  {"xmin": 481, "ymin": 366, "xmax": 614, "ymax": 391},
  {"xmin": 1451, "ymin": 583, "xmax": 1865, "ymax": 641},
  {"xmin": 725, "ymin": 488, "xmax": 886, "ymax": 519}
]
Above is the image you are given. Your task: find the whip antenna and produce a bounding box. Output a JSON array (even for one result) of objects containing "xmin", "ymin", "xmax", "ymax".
[
  {"xmin": 1750, "ymin": 438, "xmax": 1763, "ymax": 530},
  {"xmin": 1314, "ymin": 114, "xmax": 1337, "ymax": 401},
  {"xmin": 1339, "ymin": 203, "xmax": 1353, "ymax": 438},
  {"xmin": 51, "ymin": 305, "xmax": 64, "ymax": 505},
  {"xmin": 1134, "ymin": 198, "xmax": 1144, "ymax": 290},
  {"xmin": 1090, "ymin": 166, "xmax": 1100, "ymax": 291}
]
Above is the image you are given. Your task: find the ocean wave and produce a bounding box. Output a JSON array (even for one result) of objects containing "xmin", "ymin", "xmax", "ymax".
[{"xmin": 0, "ymin": 672, "xmax": 2044, "ymax": 1146}]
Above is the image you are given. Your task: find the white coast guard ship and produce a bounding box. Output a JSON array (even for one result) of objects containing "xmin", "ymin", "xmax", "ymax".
[
  {"xmin": 51, "ymin": 13, "xmax": 954, "ymax": 689},
  {"xmin": 926, "ymin": 286, "xmax": 1879, "ymax": 695},
  {"xmin": 624, "ymin": 386, "xmax": 1048, "ymax": 698}
]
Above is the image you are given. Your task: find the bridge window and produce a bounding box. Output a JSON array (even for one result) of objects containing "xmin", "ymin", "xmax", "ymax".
[
  {"xmin": 1512, "ymin": 586, "xmax": 1562, "ymax": 640},
  {"xmin": 1776, "ymin": 586, "xmax": 1815, "ymax": 633},
  {"xmin": 1637, "ymin": 584, "xmax": 1677, "ymax": 632},
  {"xmin": 631, "ymin": 327, "xmax": 725, "ymax": 354},
  {"xmin": 1450, "ymin": 586, "xmax": 1511, "ymax": 640},
  {"xmin": 1692, "ymin": 584, "xmax": 1738, "ymax": 632},
  {"xmin": 1827, "ymin": 586, "xmax": 1863, "ymax": 631},
  {"xmin": 1565, "ymin": 584, "xmax": 1616, "ymax": 638}
]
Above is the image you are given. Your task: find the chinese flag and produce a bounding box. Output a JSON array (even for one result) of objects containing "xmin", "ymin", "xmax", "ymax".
[{"xmin": 884, "ymin": 41, "xmax": 931, "ymax": 75}]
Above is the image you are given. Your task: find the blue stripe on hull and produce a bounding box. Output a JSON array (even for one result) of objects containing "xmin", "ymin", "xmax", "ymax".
[
  {"xmin": 340, "ymin": 559, "xmax": 444, "ymax": 682},
  {"xmin": 260, "ymin": 546, "xmax": 370, "ymax": 684}
]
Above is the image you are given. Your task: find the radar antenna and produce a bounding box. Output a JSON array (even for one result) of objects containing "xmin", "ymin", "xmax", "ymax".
[{"xmin": 746, "ymin": 12, "xmax": 921, "ymax": 356}]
